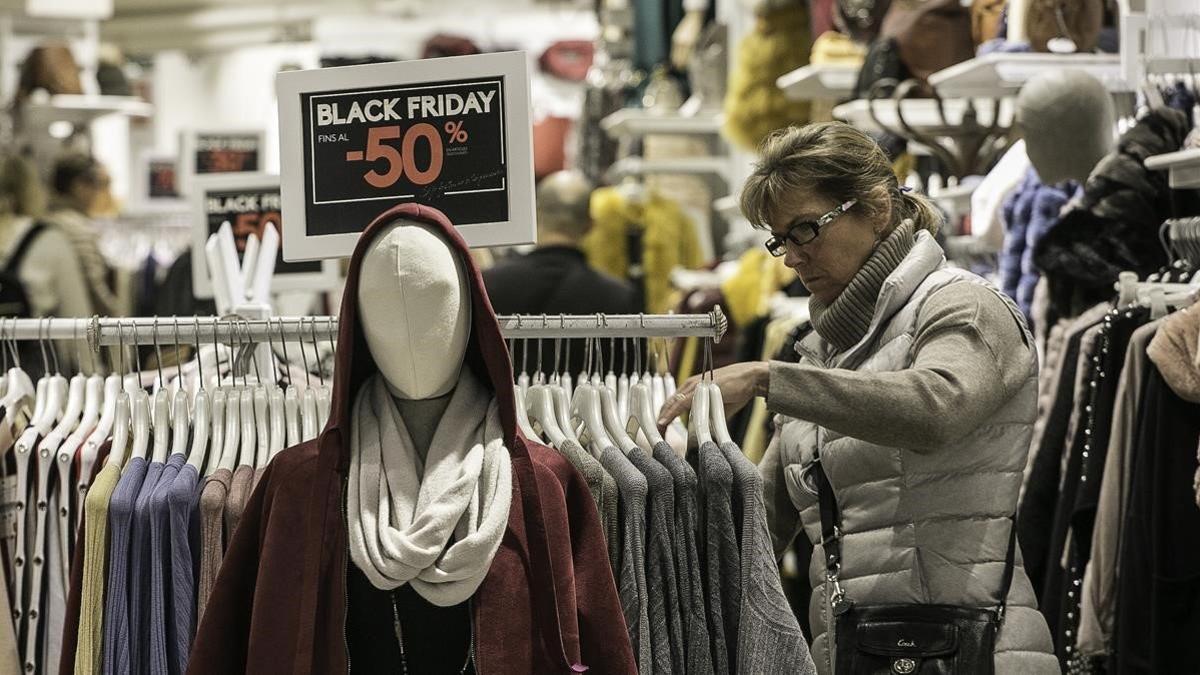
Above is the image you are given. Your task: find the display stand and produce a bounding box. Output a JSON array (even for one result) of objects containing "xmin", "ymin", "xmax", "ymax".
[
  {"xmin": 601, "ymin": 109, "xmax": 723, "ymax": 137},
  {"xmin": 776, "ymin": 64, "xmax": 858, "ymax": 101},
  {"xmin": 608, "ymin": 156, "xmax": 731, "ymax": 184},
  {"xmin": 20, "ymin": 93, "xmax": 152, "ymax": 126},
  {"xmin": 928, "ymin": 53, "xmax": 1127, "ymax": 99},
  {"xmin": 1145, "ymin": 148, "xmax": 1200, "ymax": 190}
]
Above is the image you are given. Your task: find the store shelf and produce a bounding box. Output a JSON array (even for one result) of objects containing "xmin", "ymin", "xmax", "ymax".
[
  {"xmin": 833, "ymin": 97, "xmax": 1014, "ymax": 136},
  {"xmin": 776, "ymin": 64, "xmax": 858, "ymax": 101},
  {"xmin": 713, "ymin": 195, "xmax": 742, "ymax": 223},
  {"xmin": 928, "ymin": 53, "xmax": 1127, "ymax": 98},
  {"xmin": 22, "ymin": 94, "xmax": 153, "ymax": 127},
  {"xmin": 601, "ymin": 109, "xmax": 723, "ymax": 138},
  {"xmin": 930, "ymin": 181, "xmax": 980, "ymax": 215},
  {"xmin": 1145, "ymin": 148, "xmax": 1200, "ymax": 190},
  {"xmin": 607, "ymin": 156, "xmax": 730, "ymax": 182}
]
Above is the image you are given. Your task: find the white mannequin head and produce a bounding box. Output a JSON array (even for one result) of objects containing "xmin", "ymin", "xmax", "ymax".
[
  {"xmin": 357, "ymin": 219, "xmax": 470, "ymax": 400},
  {"xmin": 1017, "ymin": 70, "xmax": 1115, "ymax": 184}
]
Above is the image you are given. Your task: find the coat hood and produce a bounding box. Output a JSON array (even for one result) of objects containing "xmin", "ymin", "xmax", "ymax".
[{"xmin": 323, "ymin": 202, "xmax": 522, "ymax": 464}]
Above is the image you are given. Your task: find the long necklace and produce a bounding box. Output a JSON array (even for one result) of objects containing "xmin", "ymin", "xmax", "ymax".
[{"xmin": 390, "ymin": 592, "xmax": 475, "ymax": 675}]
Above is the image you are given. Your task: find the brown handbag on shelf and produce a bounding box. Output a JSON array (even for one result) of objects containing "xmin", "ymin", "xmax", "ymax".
[
  {"xmin": 878, "ymin": 0, "xmax": 975, "ymax": 82},
  {"xmin": 1025, "ymin": 0, "xmax": 1103, "ymax": 52}
]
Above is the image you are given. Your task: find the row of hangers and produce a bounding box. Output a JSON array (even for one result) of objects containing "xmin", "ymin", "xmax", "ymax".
[
  {"xmin": 0, "ymin": 314, "xmax": 340, "ymax": 658},
  {"xmin": 510, "ymin": 330, "xmax": 731, "ymax": 456}
]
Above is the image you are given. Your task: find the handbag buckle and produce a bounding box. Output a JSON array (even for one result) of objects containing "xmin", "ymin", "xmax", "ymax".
[{"xmin": 892, "ymin": 657, "xmax": 917, "ymax": 674}]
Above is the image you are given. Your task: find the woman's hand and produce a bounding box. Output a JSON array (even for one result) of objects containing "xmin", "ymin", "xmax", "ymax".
[{"xmin": 657, "ymin": 361, "xmax": 770, "ymax": 434}]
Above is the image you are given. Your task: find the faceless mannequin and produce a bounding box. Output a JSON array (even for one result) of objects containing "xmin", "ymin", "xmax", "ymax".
[
  {"xmin": 1016, "ymin": 70, "xmax": 1115, "ymax": 184},
  {"xmin": 357, "ymin": 220, "xmax": 471, "ymax": 459}
]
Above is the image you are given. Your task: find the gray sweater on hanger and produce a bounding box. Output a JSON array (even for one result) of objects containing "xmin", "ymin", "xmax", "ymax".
[
  {"xmin": 697, "ymin": 441, "xmax": 740, "ymax": 674},
  {"xmin": 720, "ymin": 441, "xmax": 815, "ymax": 675},
  {"xmin": 652, "ymin": 442, "xmax": 714, "ymax": 675},
  {"xmin": 600, "ymin": 446, "xmax": 653, "ymax": 674},
  {"xmin": 560, "ymin": 439, "xmax": 620, "ymax": 569},
  {"xmin": 627, "ymin": 447, "xmax": 686, "ymax": 675}
]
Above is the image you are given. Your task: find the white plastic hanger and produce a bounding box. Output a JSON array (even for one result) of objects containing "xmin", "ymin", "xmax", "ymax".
[
  {"xmin": 75, "ymin": 323, "xmax": 126, "ymax": 519},
  {"xmin": 207, "ymin": 389, "xmax": 227, "ymax": 476},
  {"xmin": 60, "ymin": 374, "xmax": 101, "ymax": 538},
  {"xmin": 706, "ymin": 381, "xmax": 733, "ymax": 446},
  {"xmin": 165, "ymin": 322, "xmax": 191, "ymax": 462},
  {"xmin": 301, "ymin": 389, "xmax": 318, "ymax": 442},
  {"xmin": 253, "ymin": 387, "xmax": 269, "ymax": 469},
  {"xmin": 239, "ymin": 388, "xmax": 257, "ymax": 468},
  {"xmin": 312, "ymin": 319, "xmax": 332, "ymax": 431},
  {"xmin": 691, "ymin": 379, "xmax": 713, "ymax": 447},
  {"xmin": 274, "ymin": 318, "xmax": 301, "ymax": 448},
  {"xmin": 107, "ymin": 393, "xmax": 132, "ymax": 471},
  {"xmin": 241, "ymin": 233, "xmax": 260, "ymax": 297},
  {"xmin": 295, "ymin": 319, "xmax": 319, "ymax": 442},
  {"xmin": 572, "ymin": 379, "xmax": 614, "ymax": 456},
  {"xmin": 268, "ymin": 387, "xmax": 286, "ymax": 460},
  {"xmin": 0, "ymin": 323, "xmax": 35, "ymax": 430},
  {"xmin": 216, "ymin": 222, "xmax": 245, "ymax": 312},
  {"xmin": 249, "ymin": 224, "xmax": 280, "ymax": 305},
  {"xmin": 150, "ymin": 388, "xmax": 171, "ymax": 464},
  {"xmin": 217, "ymin": 386, "xmax": 241, "ymax": 473},
  {"xmin": 570, "ymin": 339, "xmax": 616, "ymax": 456},
  {"xmin": 24, "ymin": 345, "xmax": 78, "ymax": 661},
  {"xmin": 627, "ymin": 379, "xmax": 666, "ymax": 449},
  {"xmin": 128, "ymin": 390, "xmax": 152, "ymax": 465},
  {"xmin": 187, "ymin": 388, "xmax": 210, "ymax": 473},
  {"xmin": 527, "ymin": 378, "xmax": 566, "ymax": 448},
  {"xmin": 284, "ymin": 387, "xmax": 300, "ymax": 448},
  {"xmin": 205, "ymin": 234, "xmax": 234, "ymax": 317},
  {"xmin": 514, "ymin": 385, "xmax": 541, "ymax": 441},
  {"xmin": 12, "ymin": 327, "xmax": 66, "ymax": 617},
  {"xmin": 550, "ymin": 384, "xmax": 580, "ymax": 444}
]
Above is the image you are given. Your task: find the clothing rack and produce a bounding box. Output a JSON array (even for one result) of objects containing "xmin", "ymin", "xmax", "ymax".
[{"xmin": 0, "ymin": 309, "xmax": 729, "ymax": 351}]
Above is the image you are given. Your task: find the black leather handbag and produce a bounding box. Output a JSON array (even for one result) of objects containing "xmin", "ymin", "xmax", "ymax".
[{"xmin": 810, "ymin": 456, "xmax": 1017, "ymax": 674}]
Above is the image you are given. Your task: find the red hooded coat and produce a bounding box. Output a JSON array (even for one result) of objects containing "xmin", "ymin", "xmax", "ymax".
[{"xmin": 185, "ymin": 203, "xmax": 636, "ymax": 674}]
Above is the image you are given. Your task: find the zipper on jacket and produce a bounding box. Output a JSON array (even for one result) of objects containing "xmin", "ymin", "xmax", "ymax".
[
  {"xmin": 817, "ymin": 425, "xmax": 835, "ymax": 675},
  {"xmin": 341, "ymin": 473, "xmax": 352, "ymax": 673}
]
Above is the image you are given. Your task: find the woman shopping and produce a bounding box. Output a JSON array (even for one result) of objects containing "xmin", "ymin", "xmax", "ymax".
[{"xmin": 658, "ymin": 122, "xmax": 1059, "ymax": 674}]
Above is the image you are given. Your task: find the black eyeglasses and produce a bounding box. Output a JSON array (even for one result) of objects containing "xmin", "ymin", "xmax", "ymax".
[{"xmin": 764, "ymin": 199, "xmax": 858, "ymax": 257}]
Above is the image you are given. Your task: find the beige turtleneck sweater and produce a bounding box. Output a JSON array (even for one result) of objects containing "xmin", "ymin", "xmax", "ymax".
[{"xmin": 765, "ymin": 221, "xmax": 1034, "ymax": 451}]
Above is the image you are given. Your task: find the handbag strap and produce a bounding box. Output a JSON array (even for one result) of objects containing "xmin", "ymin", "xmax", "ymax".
[{"xmin": 810, "ymin": 454, "xmax": 1018, "ymax": 621}]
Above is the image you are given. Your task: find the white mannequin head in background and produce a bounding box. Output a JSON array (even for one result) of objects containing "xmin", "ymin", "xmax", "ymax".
[
  {"xmin": 357, "ymin": 220, "xmax": 471, "ymax": 401},
  {"xmin": 1016, "ymin": 69, "xmax": 1115, "ymax": 185}
]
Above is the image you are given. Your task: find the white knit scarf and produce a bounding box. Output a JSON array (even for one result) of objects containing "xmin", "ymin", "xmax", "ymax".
[{"xmin": 347, "ymin": 369, "xmax": 513, "ymax": 606}]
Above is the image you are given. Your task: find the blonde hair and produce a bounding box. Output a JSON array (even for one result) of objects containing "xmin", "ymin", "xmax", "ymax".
[{"xmin": 740, "ymin": 122, "xmax": 942, "ymax": 237}]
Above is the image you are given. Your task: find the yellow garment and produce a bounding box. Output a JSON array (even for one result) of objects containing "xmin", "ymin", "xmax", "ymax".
[
  {"xmin": 722, "ymin": 3, "xmax": 813, "ymax": 151},
  {"xmin": 720, "ymin": 249, "xmax": 794, "ymax": 328},
  {"xmin": 75, "ymin": 459, "xmax": 122, "ymax": 675},
  {"xmin": 585, "ymin": 187, "xmax": 705, "ymax": 315},
  {"xmin": 809, "ymin": 31, "xmax": 867, "ymax": 65},
  {"xmin": 892, "ymin": 152, "xmax": 916, "ymax": 185},
  {"xmin": 742, "ymin": 314, "xmax": 807, "ymax": 463}
]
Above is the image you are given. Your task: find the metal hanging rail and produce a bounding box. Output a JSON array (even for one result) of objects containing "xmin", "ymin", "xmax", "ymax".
[{"xmin": 0, "ymin": 309, "xmax": 728, "ymax": 352}]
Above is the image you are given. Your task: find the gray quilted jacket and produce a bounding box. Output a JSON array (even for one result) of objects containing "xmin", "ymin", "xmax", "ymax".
[{"xmin": 761, "ymin": 231, "xmax": 1059, "ymax": 674}]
